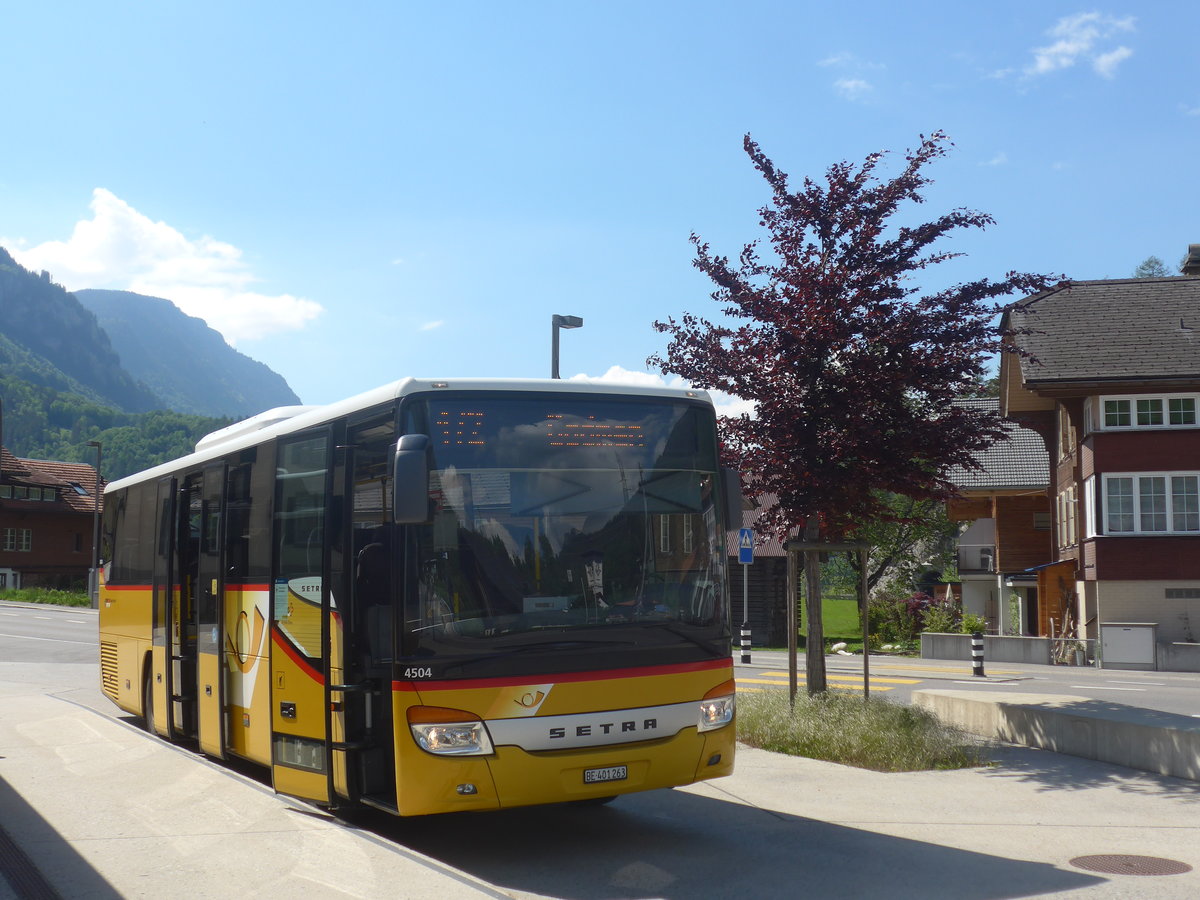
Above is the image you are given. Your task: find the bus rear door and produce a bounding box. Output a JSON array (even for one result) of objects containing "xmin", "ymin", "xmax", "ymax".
[
  {"xmin": 270, "ymin": 433, "xmax": 333, "ymax": 804},
  {"xmin": 196, "ymin": 463, "xmax": 227, "ymax": 757}
]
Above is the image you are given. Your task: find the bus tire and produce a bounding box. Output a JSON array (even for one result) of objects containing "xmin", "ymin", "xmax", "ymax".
[{"xmin": 142, "ymin": 669, "xmax": 156, "ymax": 736}]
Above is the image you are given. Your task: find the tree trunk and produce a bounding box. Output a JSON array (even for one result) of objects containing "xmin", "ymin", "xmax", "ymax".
[{"xmin": 803, "ymin": 519, "xmax": 826, "ymax": 695}]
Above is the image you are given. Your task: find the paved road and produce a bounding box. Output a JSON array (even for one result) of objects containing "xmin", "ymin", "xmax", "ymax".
[
  {"xmin": 2, "ymin": 602, "xmax": 1199, "ymax": 899},
  {"xmin": 735, "ymin": 650, "xmax": 1200, "ymax": 718},
  {"xmin": 0, "ymin": 601, "xmax": 96, "ymax": 664}
]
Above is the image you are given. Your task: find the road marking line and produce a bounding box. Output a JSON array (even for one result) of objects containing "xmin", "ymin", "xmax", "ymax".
[
  {"xmin": 0, "ymin": 632, "xmax": 94, "ymax": 646},
  {"xmin": 951, "ymin": 680, "xmax": 1018, "ymax": 686},
  {"xmin": 843, "ymin": 664, "xmax": 1024, "ymax": 675},
  {"xmin": 1106, "ymin": 680, "xmax": 1164, "ymax": 686},
  {"xmin": 1071, "ymin": 685, "xmax": 1144, "ymax": 691}
]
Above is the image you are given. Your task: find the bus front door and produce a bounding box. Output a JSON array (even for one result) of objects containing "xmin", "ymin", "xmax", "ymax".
[{"xmin": 196, "ymin": 463, "xmax": 227, "ymax": 758}]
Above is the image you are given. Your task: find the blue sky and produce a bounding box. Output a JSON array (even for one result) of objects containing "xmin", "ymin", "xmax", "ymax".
[{"xmin": 2, "ymin": 2, "xmax": 1196, "ymax": 412}]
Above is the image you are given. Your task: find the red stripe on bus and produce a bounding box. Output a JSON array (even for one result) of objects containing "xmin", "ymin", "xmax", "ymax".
[
  {"xmin": 392, "ymin": 657, "xmax": 730, "ymax": 692},
  {"xmin": 99, "ymin": 582, "xmax": 271, "ymax": 592},
  {"xmin": 271, "ymin": 627, "xmax": 324, "ymax": 684}
]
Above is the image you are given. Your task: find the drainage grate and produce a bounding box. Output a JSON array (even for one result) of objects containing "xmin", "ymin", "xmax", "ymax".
[{"xmin": 1070, "ymin": 855, "xmax": 1193, "ymax": 877}]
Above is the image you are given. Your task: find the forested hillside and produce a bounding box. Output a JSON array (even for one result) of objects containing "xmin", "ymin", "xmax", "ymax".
[
  {"xmin": 0, "ymin": 248, "xmax": 160, "ymax": 412},
  {"xmin": 0, "ymin": 246, "xmax": 293, "ymax": 479},
  {"xmin": 76, "ymin": 289, "xmax": 300, "ymax": 417},
  {"xmin": 0, "ymin": 374, "xmax": 232, "ymax": 480}
]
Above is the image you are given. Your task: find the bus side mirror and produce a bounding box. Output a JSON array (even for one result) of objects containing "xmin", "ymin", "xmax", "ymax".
[
  {"xmin": 393, "ymin": 434, "xmax": 432, "ymax": 524},
  {"xmin": 721, "ymin": 468, "xmax": 744, "ymax": 527}
]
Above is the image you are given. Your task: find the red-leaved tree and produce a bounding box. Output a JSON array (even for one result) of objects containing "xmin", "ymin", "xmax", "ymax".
[{"xmin": 650, "ymin": 132, "xmax": 1060, "ymax": 691}]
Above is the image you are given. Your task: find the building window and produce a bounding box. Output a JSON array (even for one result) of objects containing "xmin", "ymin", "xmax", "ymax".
[
  {"xmin": 1057, "ymin": 405, "xmax": 1076, "ymax": 460},
  {"xmin": 683, "ymin": 517, "xmax": 694, "ymax": 554},
  {"xmin": 0, "ymin": 485, "xmax": 10, "ymax": 499},
  {"xmin": 1033, "ymin": 511, "xmax": 1051, "ymax": 531},
  {"xmin": 1102, "ymin": 473, "xmax": 1200, "ymax": 535},
  {"xmin": 1098, "ymin": 393, "xmax": 1200, "ymax": 431},
  {"xmin": 1056, "ymin": 486, "xmax": 1078, "ymax": 548},
  {"xmin": 1104, "ymin": 399, "xmax": 1131, "ymax": 427},
  {"xmin": 1170, "ymin": 398, "xmax": 1197, "ymax": 426},
  {"xmin": 2, "ymin": 528, "xmax": 32, "ymax": 552},
  {"xmin": 659, "ymin": 517, "xmax": 670, "ymax": 554}
]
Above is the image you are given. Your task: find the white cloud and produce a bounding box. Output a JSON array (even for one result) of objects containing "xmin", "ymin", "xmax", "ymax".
[
  {"xmin": 980, "ymin": 151, "xmax": 1009, "ymax": 167},
  {"xmin": 1092, "ymin": 45, "xmax": 1132, "ymax": 78},
  {"xmin": 1184, "ymin": 104, "xmax": 1200, "ymax": 117},
  {"xmin": 818, "ymin": 52, "xmax": 854, "ymax": 67},
  {"xmin": 420, "ymin": 320, "xmax": 444, "ymax": 331},
  {"xmin": 834, "ymin": 78, "xmax": 873, "ymax": 101},
  {"xmin": 570, "ymin": 365, "xmax": 756, "ymax": 419},
  {"xmin": 5, "ymin": 188, "xmax": 322, "ymax": 344},
  {"xmin": 1024, "ymin": 12, "xmax": 1135, "ymax": 78}
]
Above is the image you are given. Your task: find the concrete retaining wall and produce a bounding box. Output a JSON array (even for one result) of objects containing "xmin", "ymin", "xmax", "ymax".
[
  {"xmin": 1158, "ymin": 642, "xmax": 1200, "ymax": 672},
  {"xmin": 920, "ymin": 632, "xmax": 1053, "ymax": 666},
  {"xmin": 914, "ymin": 689, "xmax": 1200, "ymax": 782}
]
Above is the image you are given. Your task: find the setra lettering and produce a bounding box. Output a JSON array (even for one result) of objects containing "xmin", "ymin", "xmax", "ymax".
[{"xmin": 547, "ymin": 717, "xmax": 660, "ymax": 740}]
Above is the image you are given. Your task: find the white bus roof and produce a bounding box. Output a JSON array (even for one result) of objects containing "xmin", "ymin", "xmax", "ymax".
[{"xmin": 105, "ymin": 376, "xmax": 713, "ymax": 494}]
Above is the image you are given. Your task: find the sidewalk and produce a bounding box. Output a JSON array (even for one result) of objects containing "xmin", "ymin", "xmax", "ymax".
[
  {"xmin": 3, "ymin": 659, "xmax": 1199, "ymax": 899},
  {"xmin": 0, "ymin": 664, "xmax": 506, "ymax": 900}
]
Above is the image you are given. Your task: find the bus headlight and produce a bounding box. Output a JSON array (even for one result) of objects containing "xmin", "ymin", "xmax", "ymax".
[
  {"xmin": 408, "ymin": 706, "xmax": 494, "ymax": 756},
  {"xmin": 697, "ymin": 680, "xmax": 736, "ymax": 732}
]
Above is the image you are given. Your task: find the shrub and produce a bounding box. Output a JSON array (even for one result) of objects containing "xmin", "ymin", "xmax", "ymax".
[
  {"xmin": 921, "ymin": 601, "xmax": 958, "ymax": 634},
  {"xmin": 960, "ymin": 612, "xmax": 988, "ymax": 635},
  {"xmin": 737, "ymin": 689, "xmax": 989, "ymax": 771}
]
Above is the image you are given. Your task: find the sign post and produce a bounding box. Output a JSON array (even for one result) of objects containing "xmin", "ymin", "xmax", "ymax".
[{"xmin": 738, "ymin": 528, "xmax": 754, "ymax": 664}]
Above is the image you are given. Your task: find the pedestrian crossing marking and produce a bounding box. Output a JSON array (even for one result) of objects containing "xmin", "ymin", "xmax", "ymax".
[
  {"xmin": 759, "ymin": 670, "xmax": 920, "ymax": 685},
  {"xmin": 737, "ymin": 677, "xmax": 893, "ymax": 692}
]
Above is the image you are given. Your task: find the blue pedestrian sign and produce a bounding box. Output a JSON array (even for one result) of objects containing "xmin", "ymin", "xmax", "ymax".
[{"xmin": 738, "ymin": 528, "xmax": 754, "ymax": 565}]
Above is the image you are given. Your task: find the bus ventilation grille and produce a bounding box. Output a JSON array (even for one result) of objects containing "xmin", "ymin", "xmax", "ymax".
[{"xmin": 100, "ymin": 641, "xmax": 119, "ymax": 699}]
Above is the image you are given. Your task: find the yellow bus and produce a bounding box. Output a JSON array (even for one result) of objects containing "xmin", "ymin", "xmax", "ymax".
[{"xmin": 99, "ymin": 377, "xmax": 737, "ymax": 815}]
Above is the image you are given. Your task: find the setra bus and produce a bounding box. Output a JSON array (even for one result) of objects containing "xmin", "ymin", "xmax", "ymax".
[{"xmin": 98, "ymin": 377, "xmax": 738, "ymax": 815}]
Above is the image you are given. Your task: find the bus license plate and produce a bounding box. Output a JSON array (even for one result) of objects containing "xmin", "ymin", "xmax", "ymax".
[{"xmin": 583, "ymin": 765, "xmax": 627, "ymax": 784}]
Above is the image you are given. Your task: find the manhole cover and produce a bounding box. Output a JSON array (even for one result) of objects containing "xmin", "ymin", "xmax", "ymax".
[{"xmin": 1070, "ymin": 855, "xmax": 1192, "ymax": 876}]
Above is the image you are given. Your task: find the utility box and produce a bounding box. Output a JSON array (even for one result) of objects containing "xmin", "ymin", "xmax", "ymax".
[{"xmin": 1100, "ymin": 622, "xmax": 1158, "ymax": 670}]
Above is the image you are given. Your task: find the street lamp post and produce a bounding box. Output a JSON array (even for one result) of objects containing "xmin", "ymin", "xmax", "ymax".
[
  {"xmin": 551, "ymin": 314, "xmax": 583, "ymax": 379},
  {"xmin": 87, "ymin": 441, "xmax": 102, "ymax": 609}
]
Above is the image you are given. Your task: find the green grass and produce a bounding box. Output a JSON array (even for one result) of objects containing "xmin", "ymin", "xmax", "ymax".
[
  {"xmin": 804, "ymin": 593, "xmax": 862, "ymax": 645},
  {"xmin": 737, "ymin": 688, "xmax": 990, "ymax": 772},
  {"xmin": 0, "ymin": 587, "xmax": 91, "ymax": 607}
]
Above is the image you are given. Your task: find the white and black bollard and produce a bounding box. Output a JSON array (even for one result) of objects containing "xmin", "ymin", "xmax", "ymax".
[
  {"xmin": 971, "ymin": 631, "xmax": 985, "ymax": 678},
  {"xmin": 740, "ymin": 622, "xmax": 752, "ymax": 664}
]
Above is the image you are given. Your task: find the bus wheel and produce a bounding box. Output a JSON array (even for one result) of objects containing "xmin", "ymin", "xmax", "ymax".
[{"xmin": 142, "ymin": 671, "xmax": 156, "ymax": 736}]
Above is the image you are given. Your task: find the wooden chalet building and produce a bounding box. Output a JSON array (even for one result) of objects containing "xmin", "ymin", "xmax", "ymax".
[
  {"xmin": 0, "ymin": 447, "xmax": 103, "ymax": 590},
  {"xmin": 947, "ymin": 398, "xmax": 1052, "ymax": 635},
  {"xmin": 999, "ymin": 247, "xmax": 1200, "ymax": 664}
]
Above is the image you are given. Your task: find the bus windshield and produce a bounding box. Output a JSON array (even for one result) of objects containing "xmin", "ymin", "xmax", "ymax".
[{"xmin": 401, "ymin": 394, "xmax": 728, "ymax": 668}]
